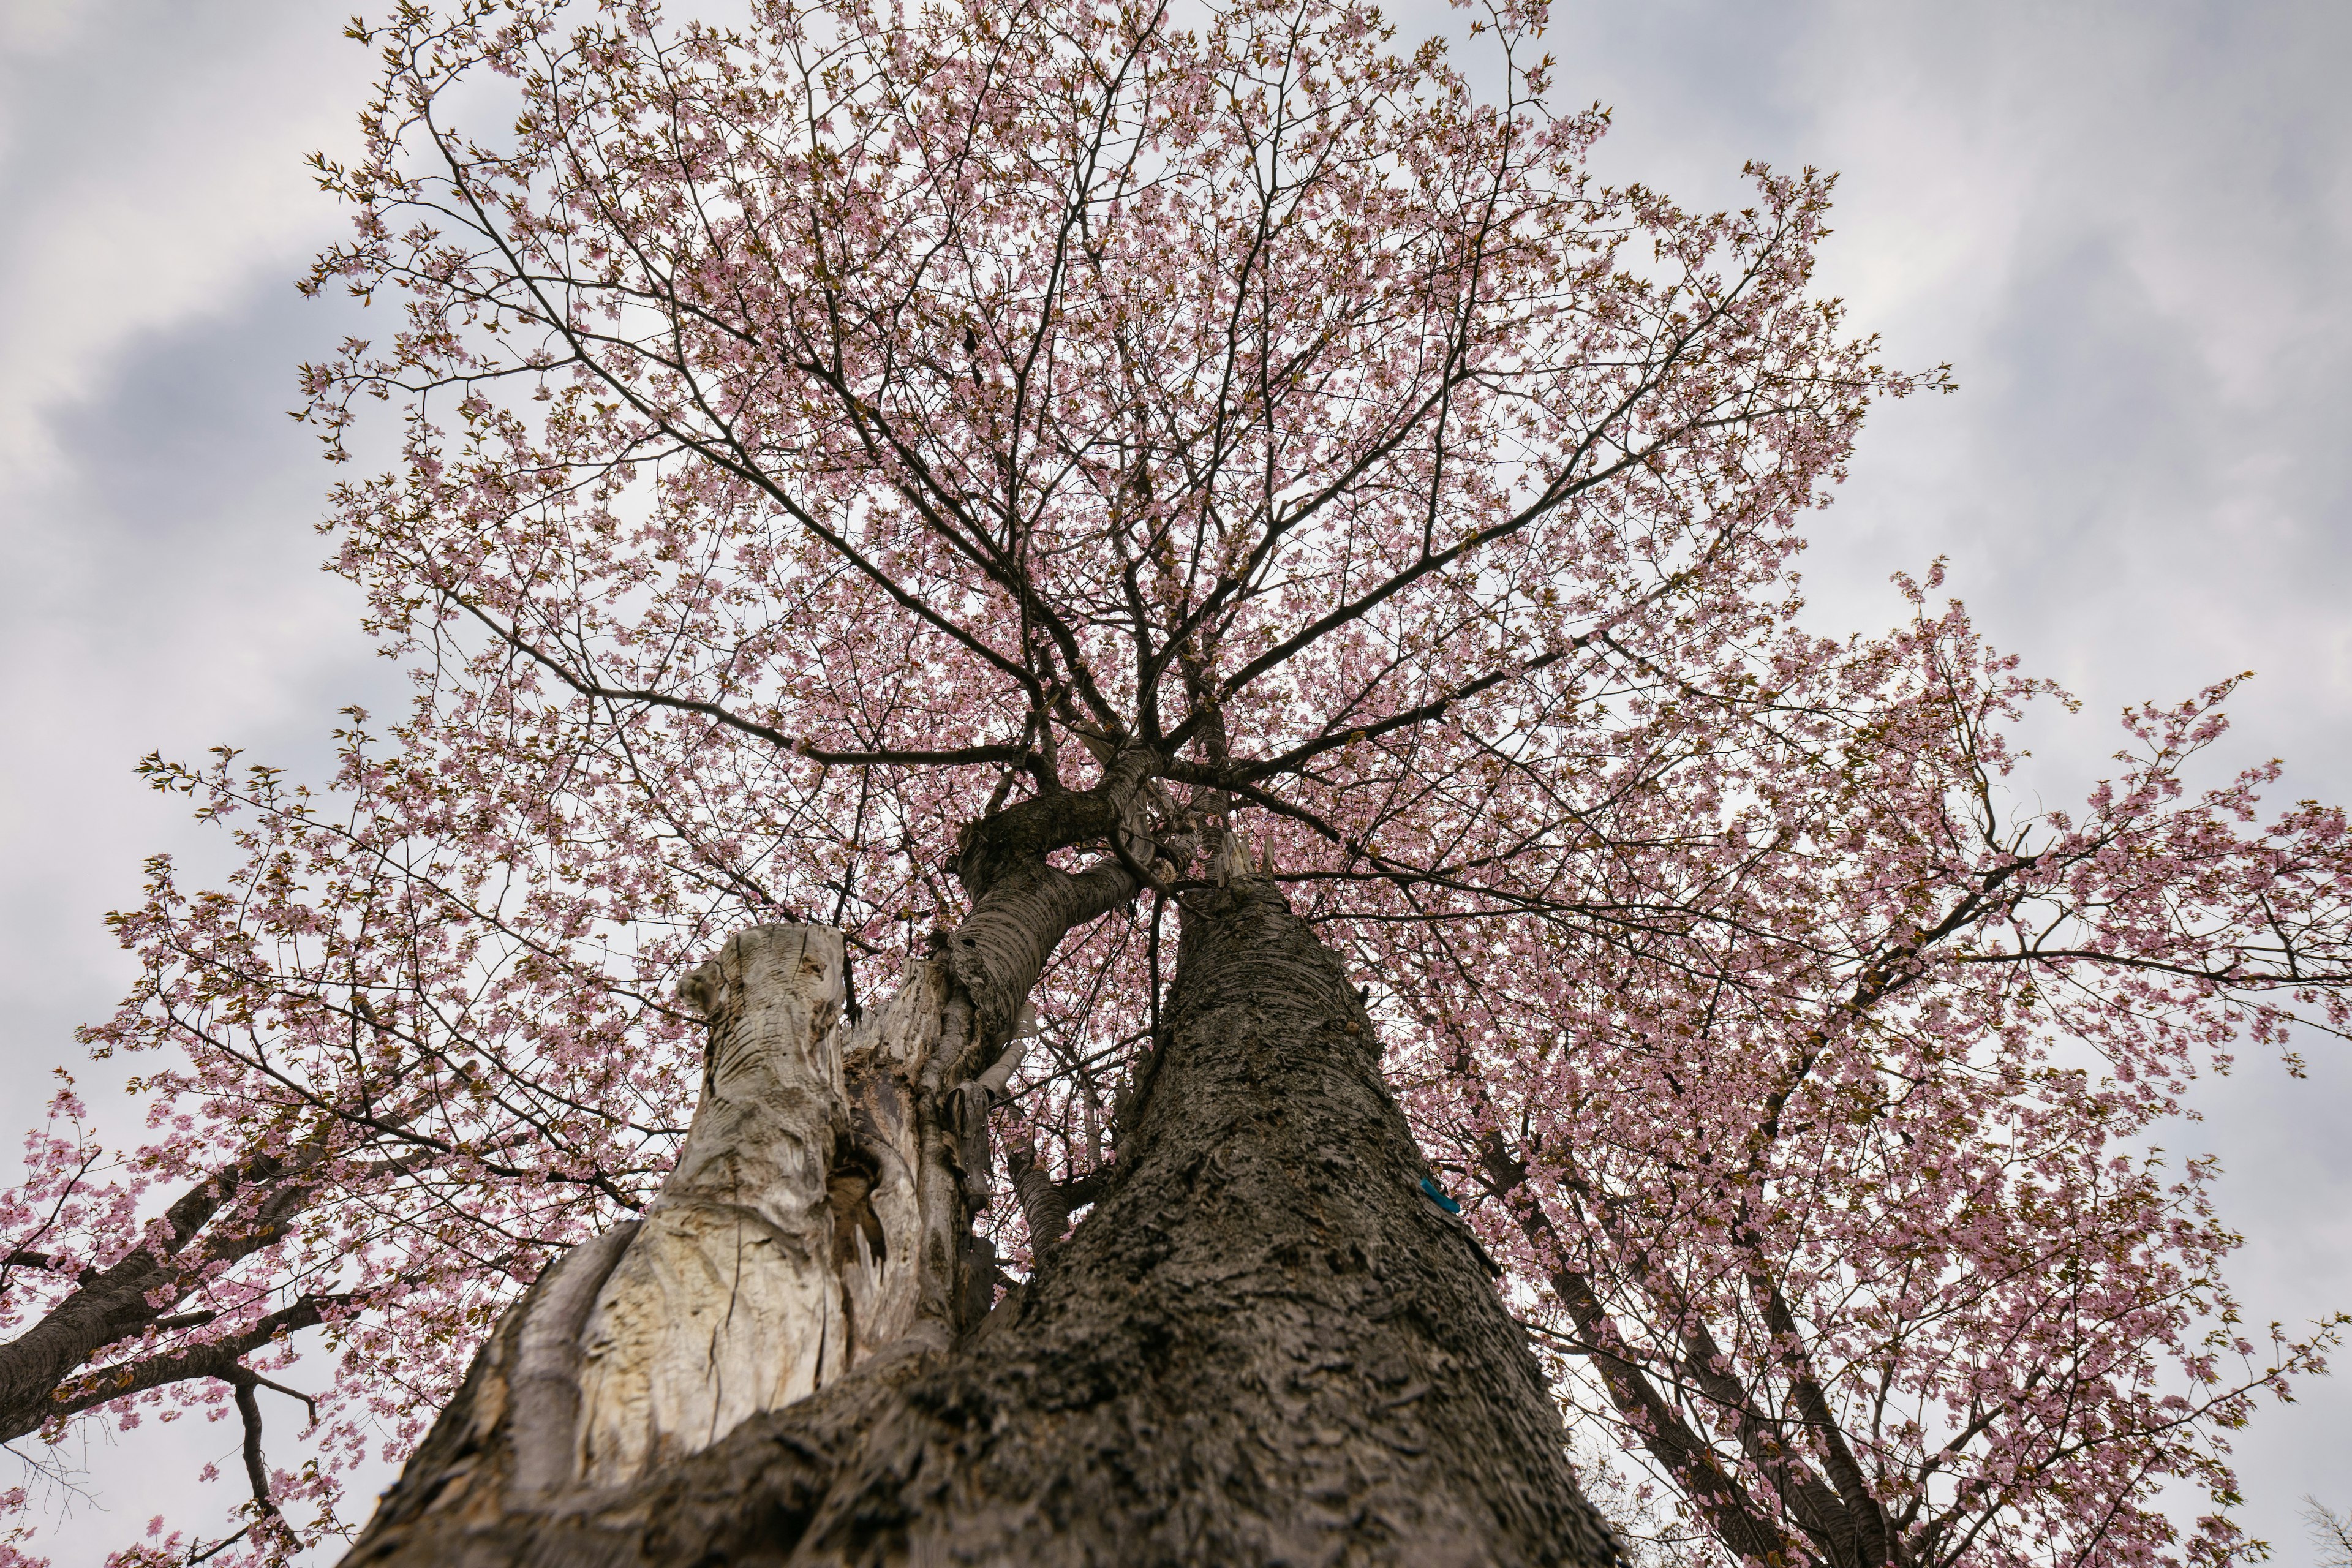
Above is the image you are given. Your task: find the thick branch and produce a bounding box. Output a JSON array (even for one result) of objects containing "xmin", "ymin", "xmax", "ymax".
[
  {"xmin": 1477, "ymin": 1137, "xmax": 1794, "ymax": 1568},
  {"xmin": 0, "ymin": 1146, "xmax": 322, "ymax": 1442},
  {"xmin": 17, "ymin": 1293, "xmax": 346, "ymax": 1441}
]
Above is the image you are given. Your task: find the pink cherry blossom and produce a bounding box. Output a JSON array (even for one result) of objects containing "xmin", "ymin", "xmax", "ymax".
[{"xmin": 3, "ymin": 2, "xmax": 2344, "ymax": 1563}]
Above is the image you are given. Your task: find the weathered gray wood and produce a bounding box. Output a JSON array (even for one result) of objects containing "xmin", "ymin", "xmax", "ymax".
[
  {"xmin": 508, "ymin": 1224, "xmax": 641, "ymax": 1499},
  {"xmin": 575, "ymin": 925, "xmax": 897, "ymax": 1487},
  {"xmin": 345, "ymin": 924, "xmax": 954, "ymax": 1544},
  {"xmin": 837, "ymin": 943, "xmax": 956, "ymax": 1358}
]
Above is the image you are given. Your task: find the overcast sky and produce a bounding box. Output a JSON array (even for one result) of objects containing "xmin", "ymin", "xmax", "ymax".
[{"xmin": 1, "ymin": 1, "xmax": 2345, "ymax": 1561}]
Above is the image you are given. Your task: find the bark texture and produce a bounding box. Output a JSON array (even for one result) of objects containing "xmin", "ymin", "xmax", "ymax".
[{"xmin": 345, "ymin": 878, "xmax": 1619, "ymax": 1568}]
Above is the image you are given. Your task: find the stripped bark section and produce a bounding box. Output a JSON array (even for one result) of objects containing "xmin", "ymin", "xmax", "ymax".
[
  {"xmin": 836, "ymin": 946, "xmax": 954, "ymax": 1357},
  {"xmin": 576, "ymin": 925, "xmax": 869, "ymax": 1487},
  {"xmin": 350, "ymin": 924, "xmax": 949, "ymax": 1537}
]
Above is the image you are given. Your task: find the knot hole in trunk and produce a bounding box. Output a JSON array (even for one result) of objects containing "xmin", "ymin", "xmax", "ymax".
[{"xmin": 826, "ymin": 1146, "xmax": 886, "ymax": 1275}]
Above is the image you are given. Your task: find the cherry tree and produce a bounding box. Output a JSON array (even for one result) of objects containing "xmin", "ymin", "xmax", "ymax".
[
  {"xmin": 3, "ymin": 0, "xmax": 2346, "ymax": 1563},
  {"xmin": 1396, "ymin": 583, "xmax": 2352, "ymax": 1568}
]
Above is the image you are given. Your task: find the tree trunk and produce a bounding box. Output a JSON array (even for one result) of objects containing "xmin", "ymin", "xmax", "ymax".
[{"xmin": 342, "ymin": 875, "xmax": 1620, "ymax": 1567}]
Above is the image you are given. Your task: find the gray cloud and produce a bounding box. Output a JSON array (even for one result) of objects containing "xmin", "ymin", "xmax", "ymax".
[{"xmin": 0, "ymin": 5, "xmax": 394, "ymax": 1553}]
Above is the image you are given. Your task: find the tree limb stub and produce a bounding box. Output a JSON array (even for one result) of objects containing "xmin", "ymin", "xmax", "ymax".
[
  {"xmin": 352, "ymin": 925, "xmax": 956, "ymax": 1542},
  {"xmin": 349, "ymin": 769, "xmax": 1225, "ymax": 1558},
  {"xmin": 574, "ymin": 927, "xmax": 866, "ymax": 1489}
]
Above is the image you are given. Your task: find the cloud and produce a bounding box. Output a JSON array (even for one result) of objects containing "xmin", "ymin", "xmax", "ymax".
[
  {"xmin": 0, "ymin": 0, "xmax": 374, "ymax": 476},
  {"xmin": 0, "ymin": 11, "xmax": 396, "ymax": 1553}
]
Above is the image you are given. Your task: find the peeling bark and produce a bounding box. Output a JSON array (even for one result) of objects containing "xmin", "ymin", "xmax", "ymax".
[{"xmin": 345, "ymin": 874, "xmax": 1623, "ymax": 1567}]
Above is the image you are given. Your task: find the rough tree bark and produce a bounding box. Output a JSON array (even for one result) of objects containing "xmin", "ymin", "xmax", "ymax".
[{"xmin": 342, "ymin": 801, "xmax": 1619, "ymax": 1566}]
